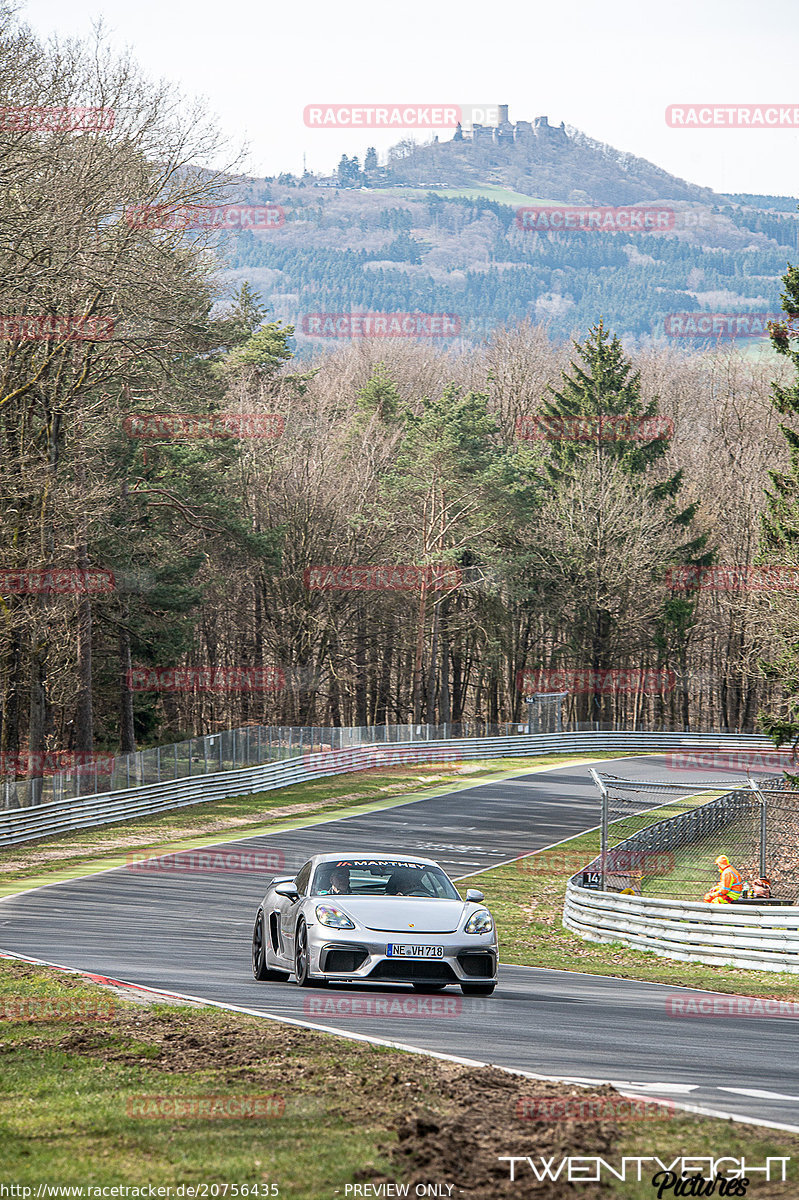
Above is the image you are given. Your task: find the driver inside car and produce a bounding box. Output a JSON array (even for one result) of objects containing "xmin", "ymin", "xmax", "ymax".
[
  {"xmin": 385, "ymin": 869, "xmax": 420, "ymax": 895},
  {"xmin": 319, "ymin": 866, "xmax": 351, "ymax": 895}
]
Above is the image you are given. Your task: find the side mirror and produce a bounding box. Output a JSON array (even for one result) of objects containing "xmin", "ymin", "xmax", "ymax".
[
  {"xmin": 274, "ymin": 881, "xmax": 299, "ymax": 900},
  {"xmin": 466, "ymin": 889, "xmax": 484, "ymax": 902}
]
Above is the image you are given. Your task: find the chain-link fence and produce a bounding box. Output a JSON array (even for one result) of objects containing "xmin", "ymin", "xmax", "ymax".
[
  {"xmin": 1, "ymin": 697, "xmax": 567, "ymax": 810},
  {"xmin": 584, "ymin": 772, "xmax": 799, "ymax": 902}
]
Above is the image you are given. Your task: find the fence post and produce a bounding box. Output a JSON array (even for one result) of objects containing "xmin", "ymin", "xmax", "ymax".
[
  {"xmin": 157, "ymin": 746, "xmax": 161, "ymax": 783},
  {"xmin": 590, "ymin": 767, "xmax": 609, "ymax": 891},
  {"xmin": 750, "ymin": 780, "xmax": 767, "ymax": 877}
]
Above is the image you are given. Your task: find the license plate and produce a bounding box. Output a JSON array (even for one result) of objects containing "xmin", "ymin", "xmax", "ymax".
[{"xmin": 386, "ymin": 944, "xmax": 444, "ymax": 958}]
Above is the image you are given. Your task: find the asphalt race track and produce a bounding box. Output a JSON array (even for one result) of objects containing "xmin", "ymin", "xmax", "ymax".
[{"xmin": 2, "ymin": 754, "xmax": 799, "ymax": 1133}]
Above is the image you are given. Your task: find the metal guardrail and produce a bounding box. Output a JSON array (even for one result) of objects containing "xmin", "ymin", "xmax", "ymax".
[
  {"xmin": 2, "ymin": 705, "xmax": 566, "ymax": 810},
  {"xmin": 0, "ymin": 729, "xmax": 777, "ymax": 849},
  {"xmin": 563, "ymin": 882, "xmax": 799, "ymax": 974},
  {"xmin": 564, "ymin": 772, "xmax": 799, "ymax": 972}
]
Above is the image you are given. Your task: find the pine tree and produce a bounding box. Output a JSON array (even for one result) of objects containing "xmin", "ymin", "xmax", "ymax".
[
  {"xmin": 756, "ymin": 267, "xmax": 799, "ymax": 753},
  {"xmin": 532, "ymin": 320, "xmax": 709, "ymax": 724}
]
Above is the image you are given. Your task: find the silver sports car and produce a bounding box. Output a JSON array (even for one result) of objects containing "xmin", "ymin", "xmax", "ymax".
[{"xmin": 251, "ymin": 852, "xmax": 498, "ymax": 994}]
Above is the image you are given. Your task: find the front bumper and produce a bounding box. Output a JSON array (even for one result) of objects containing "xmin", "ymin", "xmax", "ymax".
[{"xmin": 307, "ymin": 925, "xmax": 498, "ymax": 984}]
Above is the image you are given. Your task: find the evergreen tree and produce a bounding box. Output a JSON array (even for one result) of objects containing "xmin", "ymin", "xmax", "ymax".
[
  {"xmin": 532, "ymin": 321, "xmax": 709, "ymax": 723},
  {"xmin": 756, "ymin": 267, "xmax": 799, "ymax": 754}
]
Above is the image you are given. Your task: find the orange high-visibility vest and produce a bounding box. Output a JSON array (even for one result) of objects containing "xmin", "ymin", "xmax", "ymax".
[{"xmin": 719, "ymin": 864, "xmax": 743, "ymax": 900}]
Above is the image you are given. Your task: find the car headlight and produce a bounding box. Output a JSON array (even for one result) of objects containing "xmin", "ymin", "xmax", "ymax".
[
  {"xmin": 315, "ymin": 904, "xmax": 355, "ymax": 929},
  {"xmin": 464, "ymin": 909, "xmax": 493, "ymax": 935}
]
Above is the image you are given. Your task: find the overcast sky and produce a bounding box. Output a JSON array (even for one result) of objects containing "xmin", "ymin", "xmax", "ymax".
[{"xmin": 21, "ymin": 0, "xmax": 799, "ymax": 198}]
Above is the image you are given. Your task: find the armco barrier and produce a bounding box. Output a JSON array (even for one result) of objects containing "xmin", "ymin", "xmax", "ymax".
[
  {"xmin": 563, "ymin": 881, "xmax": 799, "ymax": 973},
  {"xmin": 0, "ymin": 730, "xmax": 777, "ymax": 849}
]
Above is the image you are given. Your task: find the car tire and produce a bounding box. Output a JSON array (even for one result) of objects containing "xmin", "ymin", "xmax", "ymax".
[
  {"xmin": 252, "ymin": 909, "xmax": 289, "ymax": 982},
  {"xmin": 460, "ymin": 982, "xmax": 496, "ymax": 996},
  {"xmin": 412, "ymin": 983, "xmax": 447, "ymax": 992},
  {"xmin": 294, "ymin": 918, "xmax": 321, "ymax": 987}
]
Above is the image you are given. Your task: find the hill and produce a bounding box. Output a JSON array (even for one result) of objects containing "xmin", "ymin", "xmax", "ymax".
[{"xmin": 218, "ymin": 111, "xmax": 799, "ymax": 348}]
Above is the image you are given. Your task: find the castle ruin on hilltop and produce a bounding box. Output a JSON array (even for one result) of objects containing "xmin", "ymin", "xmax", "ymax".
[{"xmin": 457, "ymin": 105, "xmax": 568, "ymax": 145}]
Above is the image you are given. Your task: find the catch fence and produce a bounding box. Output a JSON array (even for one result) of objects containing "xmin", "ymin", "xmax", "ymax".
[
  {"xmin": 1, "ymin": 694, "xmax": 565, "ymax": 810},
  {"xmin": 585, "ymin": 772, "xmax": 799, "ymax": 902}
]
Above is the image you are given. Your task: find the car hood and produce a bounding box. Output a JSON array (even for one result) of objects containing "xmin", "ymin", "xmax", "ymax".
[{"xmin": 325, "ymin": 897, "xmax": 468, "ymax": 934}]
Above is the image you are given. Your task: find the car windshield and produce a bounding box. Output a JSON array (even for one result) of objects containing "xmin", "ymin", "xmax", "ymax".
[{"xmin": 312, "ymin": 858, "xmax": 460, "ymax": 899}]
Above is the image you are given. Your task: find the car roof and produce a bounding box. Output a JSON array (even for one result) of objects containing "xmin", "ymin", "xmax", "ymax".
[{"xmin": 311, "ymin": 852, "xmax": 441, "ymax": 869}]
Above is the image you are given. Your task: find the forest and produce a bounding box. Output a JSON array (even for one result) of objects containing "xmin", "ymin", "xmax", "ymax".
[{"xmin": 4, "ymin": 6, "xmax": 799, "ymax": 785}]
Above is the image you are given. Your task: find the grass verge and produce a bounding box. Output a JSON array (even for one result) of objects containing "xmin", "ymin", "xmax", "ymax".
[{"xmin": 1, "ymin": 959, "xmax": 797, "ymax": 1198}]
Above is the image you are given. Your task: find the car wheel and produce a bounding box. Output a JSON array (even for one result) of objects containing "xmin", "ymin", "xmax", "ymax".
[
  {"xmin": 252, "ymin": 909, "xmax": 289, "ymax": 982},
  {"xmin": 412, "ymin": 983, "xmax": 447, "ymax": 992},
  {"xmin": 460, "ymin": 982, "xmax": 495, "ymax": 996},
  {"xmin": 294, "ymin": 918, "xmax": 319, "ymax": 987}
]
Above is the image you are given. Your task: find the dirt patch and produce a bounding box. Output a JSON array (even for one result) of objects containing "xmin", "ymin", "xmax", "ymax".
[{"xmin": 386, "ymin": 1068, "xmax": 615, "ymax": 1198}]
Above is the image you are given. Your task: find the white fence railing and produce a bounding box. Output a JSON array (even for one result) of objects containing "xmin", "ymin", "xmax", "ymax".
[
  {"xmin": 563, "ymin": 882, "xmax": 799, "ymax": 974},
  {"xmin": 0, "ymin": 729, "xmax": 777, "ymax": 849}
]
